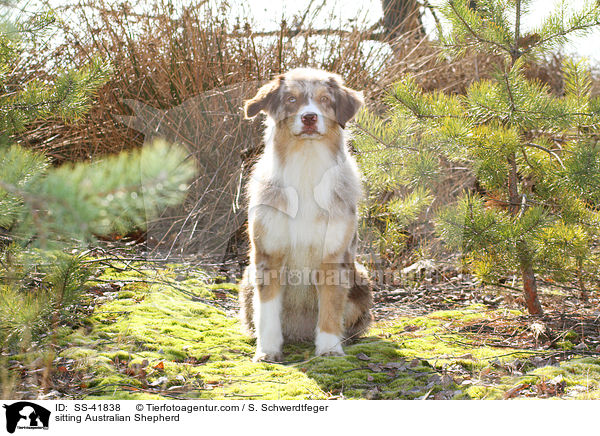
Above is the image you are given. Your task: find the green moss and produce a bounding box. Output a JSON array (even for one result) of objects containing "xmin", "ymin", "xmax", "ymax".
[
  {"xmin": 55, "ymin": 265, "xmax": 600, "ymax": 400},
  {"xmin": 564, "ymin": 330, "xmax": 579, "ymax": 342},
  {"xmin": 59, "ymin": 268, "xmax": 323, "ymax": 399},
  {"xmin": 556, "ymin": 340, "xmax": 575, "ymax": 350},
  {"xmin": 463, "ymin": 385, "xmax": 496, "ymax": 399},
  {"xmin": 207, "ymin": 283, "xmax": 239, "ymax": 293},
  {"xmin": 484, "ymin": 357, "xmax": 600, "ymax": 399}
]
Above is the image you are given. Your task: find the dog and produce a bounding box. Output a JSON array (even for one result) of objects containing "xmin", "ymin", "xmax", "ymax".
[{"xmin": 239, "ymin": 68, "xmax": 372, "ymax": 362}]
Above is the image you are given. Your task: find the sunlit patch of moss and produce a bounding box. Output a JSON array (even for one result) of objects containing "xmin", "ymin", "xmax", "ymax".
[
  {"xmin": 555, "ymin": 340, "xmax": 574, "ymax": 350},
  {"xmin": 117, "ymin": 291, "xmax": 135, "ymax": 299},
  {"xmin": 60, "ymin": 268, "xmax": 325, "ymax": 399},
  {"xmin": 60, "ymin": 276, "xmax": 517, "ymax": 399},
  {"xmin": 465, "ymin": 357, "xmax": 600, "ymax": 400},
  {"xmin": 514, "ymin": 357, "xmax": 600, "ymax": 399},
  {"xmin": 95, "ymin": 263, "xmax": 150, "ymax": 279},
  {"xmin": 207, "ymin": 283, "xmax": 239, "ymax": 293},
  {"xmin": 460, "ymin": 384, "xmax": 496, "ymax": 399},
  {"xmin": 57, "ymin": 265, "xmax": 600, "ymax": 400}
]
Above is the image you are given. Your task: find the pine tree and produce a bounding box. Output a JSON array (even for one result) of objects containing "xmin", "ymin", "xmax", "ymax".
[
  {"xmin": 354, "ymin": 0, "xmax": 600, "ymax": 315},
  {"xmin": 0, "ymin": 4, "xmax": 196, "ymax": 352}
]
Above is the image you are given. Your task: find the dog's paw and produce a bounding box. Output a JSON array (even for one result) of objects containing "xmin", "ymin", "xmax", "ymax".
[
  {"xmin": 315, "ymin": 331, "xmax": 345, "ymax": 356},
  {"xmin": 253, "ymin": 351, "xmax": 283, "ymax": 363},
  {"xmin": 316, "ymin": 349, "xmax": 346, "ymax": 357}
]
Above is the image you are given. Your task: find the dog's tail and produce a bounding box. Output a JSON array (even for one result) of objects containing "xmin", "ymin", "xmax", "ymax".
[{"xmin": 238, "ymin": 266, "xmax": 256, "ymax": 336}]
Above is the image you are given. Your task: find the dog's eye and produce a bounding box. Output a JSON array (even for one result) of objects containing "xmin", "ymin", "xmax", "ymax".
[
  {"xmin": 320, "ymin": 96, "xmax": 330, "ymax": 104},
  {"xmin": 287, "ymin": 96, "xmax": 296, "ymax": 103}
]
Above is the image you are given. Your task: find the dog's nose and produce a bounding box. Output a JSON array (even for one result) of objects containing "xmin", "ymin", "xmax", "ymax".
[{"xmin": 301, "ymin": 112, "xmax": 317, "ymax": 126}]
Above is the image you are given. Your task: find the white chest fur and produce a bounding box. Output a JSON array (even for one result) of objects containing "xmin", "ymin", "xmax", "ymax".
[{"xmin": 249, "ymin": 137, "xmax": 361, "ymax": 264}]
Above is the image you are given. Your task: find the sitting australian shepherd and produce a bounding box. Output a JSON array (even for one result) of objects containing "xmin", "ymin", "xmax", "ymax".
[{"xmin": 239, "ymin": 68, "xmax": 373, "ymax": 362}]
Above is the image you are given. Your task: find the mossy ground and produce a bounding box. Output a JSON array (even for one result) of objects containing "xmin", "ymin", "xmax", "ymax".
[{"xmin": 50, "ymin": 264, "xmax": 600, "ymax": 400}]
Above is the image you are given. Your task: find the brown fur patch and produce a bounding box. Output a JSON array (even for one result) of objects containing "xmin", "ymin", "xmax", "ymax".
[
  {"xmin": 327, "ymin": 76, "xmax": 364, "ymax": 128},
  {"xmin": 314, "ymin": 222, "xmax": 359, "ymax": 336},
  {"xmin": 239, "ymin": 267, "xmax": 255, "ymax": 335},
  {"xmin": 254, "ymin": 255, "xmax": 284, "ymax": 302},
  {"xmin": 244, "ymin": 76, "xmax": 283, "ymax": 118},
  {"xmin": 317, "ymin": 277, "xmax": 348, "ymax": 335},
  {"xmin": 344, "ymin": 264, "xmax": 373, "ymax": 339},
  {"xmin": 248, "ymin": 222, "xmax": 285, "ymax": 302}
]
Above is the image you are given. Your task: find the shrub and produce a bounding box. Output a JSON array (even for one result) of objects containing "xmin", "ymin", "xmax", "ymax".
[{"xmin": 354, "ymin": 0, "xmax": 600, "ymax": 314}]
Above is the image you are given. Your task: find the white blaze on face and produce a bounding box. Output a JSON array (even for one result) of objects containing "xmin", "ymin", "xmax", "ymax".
[{"xmin": 292, "ymin": 98, "xmax": 326, "ymax": 136}]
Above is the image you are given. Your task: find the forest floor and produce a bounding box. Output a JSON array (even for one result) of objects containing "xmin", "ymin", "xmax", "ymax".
[{"xmin": 7, "ymin": 259, "xmax": 600, "ymax": 400}]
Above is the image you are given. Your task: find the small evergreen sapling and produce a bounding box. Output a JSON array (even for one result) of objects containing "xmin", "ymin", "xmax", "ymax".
[
  {"xmin": 0, "ymin": 4, "xmax": 196, "ymax": 352},
  {"xmin": 355, "ymin": 0, "xmax": 600, "ymax": 314}
]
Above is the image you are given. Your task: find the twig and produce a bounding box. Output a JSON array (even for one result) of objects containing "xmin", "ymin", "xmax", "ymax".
[
  {"xmin": 513, "ymin": 0, "xmax": 521, "ymax": 61},
  {"xmin": 448, "ymin": 2, "xmax": 512, "ymax": 56},
  {"xmin": 89, "ymin": 277, "xmax": 231, "ymax": 310},
  {"xmin": 524, "ymin": 142, "xmax": 565, "ymax": 169}
]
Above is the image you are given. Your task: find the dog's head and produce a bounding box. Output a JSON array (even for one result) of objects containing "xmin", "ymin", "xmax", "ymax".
[{"xmin": 244, "ymin": 68, "xmax": 364, "ymax": 138}]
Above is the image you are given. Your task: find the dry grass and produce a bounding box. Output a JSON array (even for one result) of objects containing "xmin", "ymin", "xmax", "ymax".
[{"xmin": 21, "ymin": 0, "xmax": 391, "ymax": 160}]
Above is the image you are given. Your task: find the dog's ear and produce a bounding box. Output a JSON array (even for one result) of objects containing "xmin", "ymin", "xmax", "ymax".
[
  {"xmin": 328, "ymin": 76, "xmax": 364, "ymax": 129},
  {"xmin": 244, "ymin": 76, "xmax": 283, "ymax": 119}
]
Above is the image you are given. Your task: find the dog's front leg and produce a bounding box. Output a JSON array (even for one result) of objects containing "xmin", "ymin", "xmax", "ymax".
[
  {"xmin": 315, "ymin": 262, "xmax": 349, "ymax": 356},
  {"xmin": 253, "ymin": 253, "xmax": 284, "ymax": 362}
]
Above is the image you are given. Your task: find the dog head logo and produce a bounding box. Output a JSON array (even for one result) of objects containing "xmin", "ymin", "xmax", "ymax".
[{"xmin": 3, "ymin": 402, "xmax": 50, "ymax": 433}]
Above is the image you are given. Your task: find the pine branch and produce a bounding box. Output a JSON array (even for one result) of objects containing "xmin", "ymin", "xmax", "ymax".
[
  {"xmin": 525, "ymin": 142, "xmax": 565, "ymax": 169},
  {"xmin": 447, "ymin": 1, "xmax": 512, "ymax": 56},
  {"xmin": 531, "ymin": 21, "xmax": 600, "ymax": 53}
]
